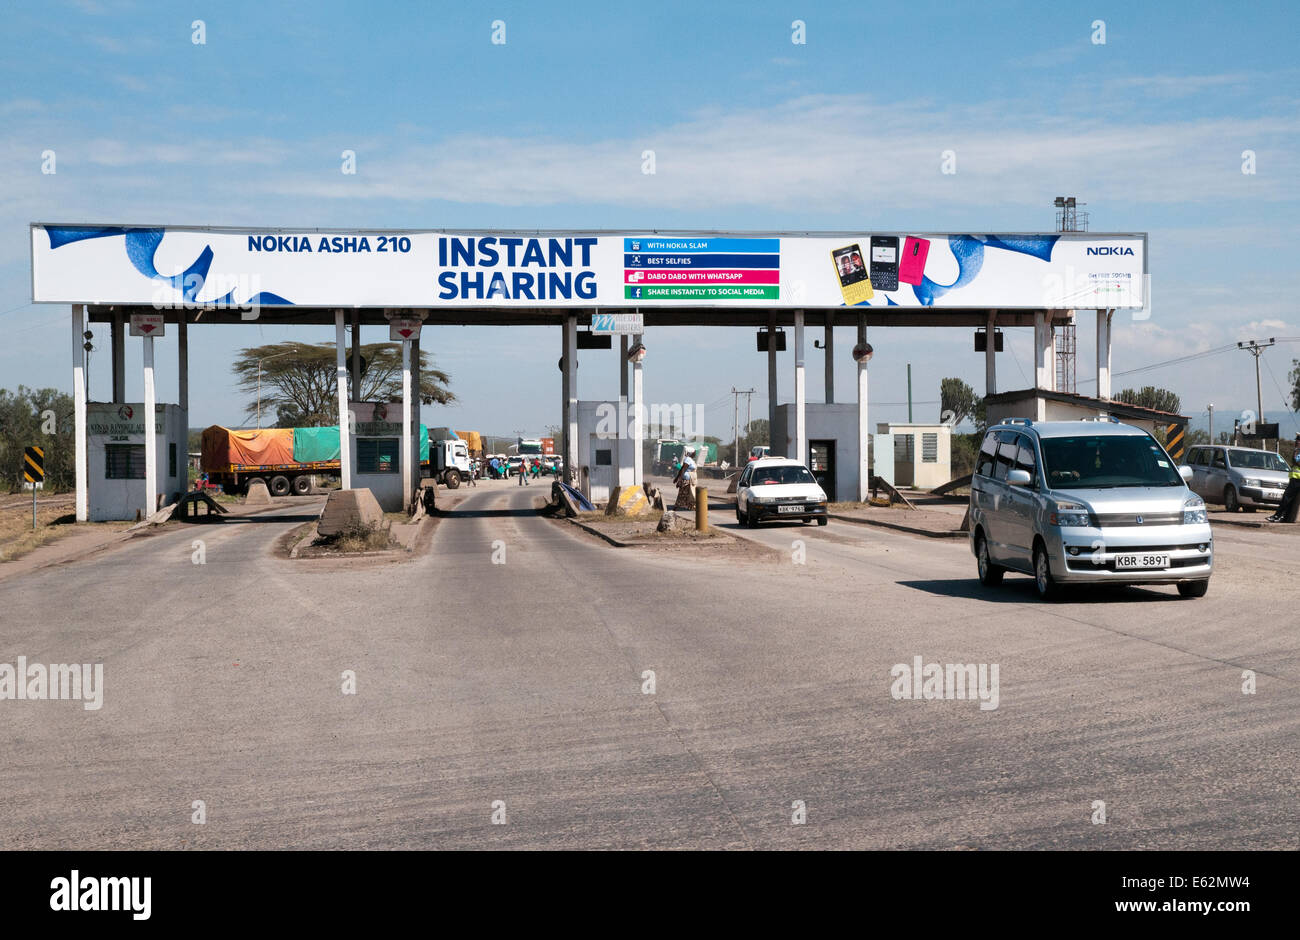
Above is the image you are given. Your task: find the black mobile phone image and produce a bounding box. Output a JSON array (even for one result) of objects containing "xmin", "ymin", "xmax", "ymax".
[{"xmin": 869, "ymin": 235, "xmax": 899, "ymax": 292}]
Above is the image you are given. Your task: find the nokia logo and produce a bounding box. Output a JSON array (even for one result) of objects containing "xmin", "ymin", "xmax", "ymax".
[{"xmin": 1087, "ymin": 246, "xmax": 1135, "ymax": 256}]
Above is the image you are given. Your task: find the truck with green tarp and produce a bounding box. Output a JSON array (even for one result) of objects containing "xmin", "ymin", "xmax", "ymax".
[{"xmin": 200, "ymin": 424, "xmax": 430, "ymax": 496}]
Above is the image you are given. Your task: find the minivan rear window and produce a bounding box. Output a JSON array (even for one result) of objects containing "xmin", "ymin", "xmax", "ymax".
[{"xmin": 1040, "ymin": 434, "xmax": 1183, "ymax": 488}]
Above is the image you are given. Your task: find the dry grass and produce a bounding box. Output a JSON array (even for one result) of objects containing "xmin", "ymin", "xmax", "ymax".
[
  {"xmin": 317, "ymin": 521, "xmax": 395, "ymax": 553},
  {"xmin": 0, "ymin": 506, "xmax": 76, "ymax": 562},
  {"xmin": 575, "ymin": 509, "xmax": 664, "ymax": 527}
]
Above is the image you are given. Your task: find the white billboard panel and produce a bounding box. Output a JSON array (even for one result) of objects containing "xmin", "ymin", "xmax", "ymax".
[{"xmin": 31, "ymin": 225, "xmax": 1146, "ymax": 310}]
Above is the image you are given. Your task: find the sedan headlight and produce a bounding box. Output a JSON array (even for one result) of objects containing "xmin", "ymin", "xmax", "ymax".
[
  {"xmin": 1183, "ymin": 494, "xmax": 1208, "ymax": 525},
  {"xmin": 1048, "ymin": 502, "xmax": 1092, "ymax": 527},
  {"xmin": 1242, "ymin": 478, "xmax": 1262, "ymax": 488}
]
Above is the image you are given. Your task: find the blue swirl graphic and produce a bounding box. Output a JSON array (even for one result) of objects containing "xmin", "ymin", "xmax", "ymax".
[{"xmin": 44, "ymin": 225, "xmax": 293, "ymax": 306}]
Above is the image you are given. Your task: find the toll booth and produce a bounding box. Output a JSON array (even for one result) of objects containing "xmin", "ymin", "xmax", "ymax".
[
  {"xmin": 576, "ymin": 400, "xmax": 623, "ymax": 504},
  {"xmin": 86, "ymin": 403, "xmax": 186, "ymax": 521},
  {"xmin": 876, "ymin": 422, "xmax": 952, "ymax": 490},
  {"xmin": 349, "ymin": 402, "xmax": 405, "ymax": 511},
  {"xmin": 771, "ymin": 403, "xmax": 862, "ymax": 502}
]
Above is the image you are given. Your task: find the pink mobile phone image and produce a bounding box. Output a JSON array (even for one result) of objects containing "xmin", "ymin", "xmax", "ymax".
[{"xmin": 899, "ymin": 236, "xmax": 930, "ymax": 285}]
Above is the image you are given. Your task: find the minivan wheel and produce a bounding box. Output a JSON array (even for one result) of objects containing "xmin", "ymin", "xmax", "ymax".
[
  {"xmin": 1033, "ymin": 543, "xmax": 1061, "ymax": 601},
  {"xmin": 1177, "ymin": 579, "xmax": 1210, "ymax": 598},
  {"xmin": 976, "ymin": 532, "xmax": 1004, "ymax": 586},
  {"xmin": 1223, "ymin": 486, "xmax": 1239, "ymax": 513}
]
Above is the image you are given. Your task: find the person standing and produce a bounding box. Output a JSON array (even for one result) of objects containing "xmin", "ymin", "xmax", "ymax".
[
  {"xmin": 1268, "ymin": 437, "xmax": 1300, "ymax": 522},
  {"xmin": 673, "ymin": 447, "xmax": 697, "ymax": 510}
]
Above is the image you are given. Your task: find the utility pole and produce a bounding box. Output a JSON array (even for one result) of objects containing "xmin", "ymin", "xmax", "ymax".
[
  {"xmin": 1237, "ymin": 338, "xmax": 1276, "ymax": 428},
  {"xmin": 1207, "ymin": 403, "xmax": 1214, "ymax": 444},
  {"xmin": 907, "ymin": 363, "xmax": 913, "ymax": 422},
  {"xmin": 731, "ymin": 387, "xmax": 755, "ymax": 466}
]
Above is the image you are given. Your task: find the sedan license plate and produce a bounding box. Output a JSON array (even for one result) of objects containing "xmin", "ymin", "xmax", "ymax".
[
  {"xmin": 1114, "ymin": 552, "xmax": 1170, "ymax": 570},
  {"xmin": 777, "ymin": 504, "xmax": 804, "ymax": 514}
]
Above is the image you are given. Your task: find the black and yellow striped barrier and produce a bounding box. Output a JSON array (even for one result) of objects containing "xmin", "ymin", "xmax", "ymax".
[
  {"xmin": 23, "ymin": 445, "xmax": 45, "ymax": 483},
  {"xmin": 1164, "ymin": 423, "xmax": 1185, "ymax": 461}
]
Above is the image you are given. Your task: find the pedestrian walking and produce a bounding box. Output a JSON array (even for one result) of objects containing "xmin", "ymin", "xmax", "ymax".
[{"xmin": 672, "ymin": 447, "xmax": 697, "ymax": 510}]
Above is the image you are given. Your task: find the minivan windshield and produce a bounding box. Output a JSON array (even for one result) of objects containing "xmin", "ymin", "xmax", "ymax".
[
  {"xmin": 1228, "ymin": 449, "xmax": 1289, "ymax": 472},
  {"xmin": 752, "ymin": 466, "xmax": 817, "ymax": 485},
  {"xmin": 1039, "ymin": 434, "xmax": 1183, "ymax": 488}
]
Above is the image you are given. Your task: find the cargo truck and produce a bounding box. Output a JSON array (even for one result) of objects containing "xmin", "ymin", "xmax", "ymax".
[{"xmin": 201, "ymin": 424, "xmax": 434, "ymax": 496}]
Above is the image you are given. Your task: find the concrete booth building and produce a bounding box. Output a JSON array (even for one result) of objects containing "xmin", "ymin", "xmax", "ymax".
[{"xmin": 29, "ymin": 225, "xmax": 1149, "ymax": 520}]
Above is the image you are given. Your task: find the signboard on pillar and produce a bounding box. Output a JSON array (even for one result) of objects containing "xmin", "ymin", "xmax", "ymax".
[
  {"xmin": 129, "ymin": 314, "xmax": 164, "ymax": 337},
  {"xmin": 389, "ymin": 318, "xmax": 422, "ymax": 342}
]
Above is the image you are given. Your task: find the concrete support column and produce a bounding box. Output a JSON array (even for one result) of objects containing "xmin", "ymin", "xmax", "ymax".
[
  {"xmin": 111, "ymin": 311, "xmax": 125, "ymax": 403},
  {"xmin": 143, "ymin": 333, "xmax": 157, "ymax": 518},
  {"xmin": 824, "ymin": 317, "xmax": 834, "ymax": 404},
  {"xmin": 72, "ymin": 304, "xmax": 88, "ymax": 522},
  {"xmin": 857, "ymin": 314, "xmax": 869, "ymax": 501},
  {"xmin": 350, "ymin": 309, "xmax": 361, "ymax": 398},
  {"xmin": 794, "ymin": 309, "xmax": 806, "ymax": 465},
  {"xmin": 1034, "ymin": 310, "xmax": 1054, "ymax": 391},
  {"xmin": 335, "ymin": 310, "xmax": 352, "ymax": 490},
  {"xmin": 632, "ymin": 333, "xmax": 644, "ymax": 486},
  {"xmin": 177, "ymin": 315, "xmax": 189, "ymax": 416},
  {"xmin": 563, "ymin": 315, "xmax": 578, "ymax": 483},
  {"xmin": 1096, "ymin": 308, "xmax": 1113, "ymax": 400},
  {"xmin": 985, "ymin": 311, "xmax": 997, "ymax": 397},
  {"xmin": 767, "ymin": 313, "xmax": 778, "ymax": 438},
  {"xmin": 401, "ymin": 339, "xmax": 412, "ymax": 512}
]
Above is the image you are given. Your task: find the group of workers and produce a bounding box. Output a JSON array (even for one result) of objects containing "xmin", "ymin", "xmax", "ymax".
[{"xmin": 481, "ymin": 456, "xmax": 557, "ymax": 483}]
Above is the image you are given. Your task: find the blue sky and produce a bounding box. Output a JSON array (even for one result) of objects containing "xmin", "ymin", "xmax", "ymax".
[{"xmin": 2, "ymin": 0, "xmax": 1299, "ymax": 438}]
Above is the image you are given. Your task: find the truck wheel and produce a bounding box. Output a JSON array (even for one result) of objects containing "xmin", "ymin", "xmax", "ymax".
[
  {"xmin": 444, "ymin": 470, "xmax": 461, "ymax": 489},
  {"xmin": 269, "ymin": 475, "xmax": 291, "ymax": 497},
  {"xmin": 291, "ymin": 475, "xmax": 311, "ymax": 495}
]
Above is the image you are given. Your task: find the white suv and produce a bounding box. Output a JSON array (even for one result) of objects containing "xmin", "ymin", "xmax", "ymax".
[{"xmin": 735, "ymin": 457, "xmax": 829, "ymax": 527}]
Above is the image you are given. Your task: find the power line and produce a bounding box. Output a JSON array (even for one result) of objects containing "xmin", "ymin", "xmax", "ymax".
[{"xmin": 1260, "ymin": 355, "xmax": 1300, "ymax": 433}]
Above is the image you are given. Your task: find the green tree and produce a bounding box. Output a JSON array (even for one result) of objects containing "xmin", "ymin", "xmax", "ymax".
[
  {"xmin": 1290, "ymin": 359, "xmax": 1300, "ymax": 411},
  {"xmin": 939, "ymin": 377, "xmax": 985, "ymax": 429},
  {"xmin": 1115, "ymin": 386, "xmax": 1181, "ymax": 414},
  {"xmin": 232, "ymin": 342, "xmax": 454, "ymax": 427},
  {"xmin": 0, "ymin": 387, "xmax": 75, "ymax": 492}
]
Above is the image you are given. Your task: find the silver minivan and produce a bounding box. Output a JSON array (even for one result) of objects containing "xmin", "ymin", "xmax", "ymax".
[
  {"xmin": 969, "ymin": 418, "xmax": 1212, "ymax": 600},
  {"xmin": 1183, "ymin": 444, "xmax": 1291, "ymax": 512}
]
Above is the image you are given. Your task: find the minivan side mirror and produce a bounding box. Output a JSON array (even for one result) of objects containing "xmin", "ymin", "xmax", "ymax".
[
  {"xmin": 1179, "ymin": 465, "xmax": 1193, "ymax": 482},
  {"xmin": 1007, "ymin": 469, "xmax": 1032, "ymax": 486}
]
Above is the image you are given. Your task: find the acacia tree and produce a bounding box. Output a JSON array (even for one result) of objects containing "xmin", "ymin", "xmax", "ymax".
[
  {"xmin": 1115, "ymin": 386, "xmax": 1181, "ymax": 414},
  {"xmin": 939, "ymin": 377, "xmax": 985, "ymax": 429},
  {"xmin": 232, "ymin": 342, "xmax": 454, "ymax": 427}
]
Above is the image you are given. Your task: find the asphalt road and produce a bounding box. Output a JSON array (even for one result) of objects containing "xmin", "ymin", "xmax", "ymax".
[{"xmin": 0, "ymin": 480, "xmax": 1297, "ymax": 849}]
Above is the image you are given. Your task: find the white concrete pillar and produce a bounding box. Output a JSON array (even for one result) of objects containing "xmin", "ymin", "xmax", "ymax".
[
  {"xmin": 335, "ymin": 310, "xmax": 352, "ymax": 489},
  {"xmin": 794, "ymin": 309, "xmax": 806, "ymax": 465},
  {"xmin": 177, "ymin": 315, "xmax": 189, "ymax": 416},
  {"xmin": 1096, "ymin": 308, "xmax": 1113, "ymax": 400},
  {"xmin": 1034, "ymin": 310, "xmax": 1054, "ymax": 391},
  {"xmin": 563, "ymin": 315, "xmax": 578, "ymax": 483},
  {"xmin": 143, "ymin": 333, "xmax": 157, "ymax": 518},
  {"xmin": 824, "ymin": 318, "xmax": 834, "ymax": 404},
  {"xmin": 632, "ymin": 332, "xmax": 644, "ymax": 485},
  {"xmin": 401, "ymin": 339, "xmax": 412, "ymax": 511},
  {"xmin": 72, "ymin": 304, "xmax": 88, "ymax": 522},
  {"xmin": 857, "ymin": 314, "xmax": 869, "ymax": 501},
  {"xmin": 985, "ymin": 311, "xmax": 997, "ymax": 397}
]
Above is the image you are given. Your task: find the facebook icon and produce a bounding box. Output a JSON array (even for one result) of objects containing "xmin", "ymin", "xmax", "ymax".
[{"xmin": 634, "ymin": 287, "xmax": 642, "ymax": 298}]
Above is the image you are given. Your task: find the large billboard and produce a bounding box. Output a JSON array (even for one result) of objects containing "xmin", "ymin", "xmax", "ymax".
[{"xmin": 31, "ymin": 225, "xmax": 1146, "ymax": 310}]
